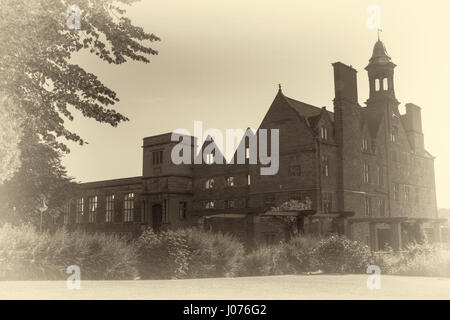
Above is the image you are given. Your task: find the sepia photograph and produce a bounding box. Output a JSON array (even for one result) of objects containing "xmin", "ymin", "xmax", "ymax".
[{"xmin": 0, "ymin": 0, "xmax": 449, "ymax": 312}]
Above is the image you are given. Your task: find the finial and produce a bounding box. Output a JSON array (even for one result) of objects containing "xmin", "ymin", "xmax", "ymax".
[
  {"xmin": 377, "ymin": 28, "xmax": 382, "ymax": 41},
  {"xmin": 278, "ymin": 83, "xmax": 282, "ymax": 91}
]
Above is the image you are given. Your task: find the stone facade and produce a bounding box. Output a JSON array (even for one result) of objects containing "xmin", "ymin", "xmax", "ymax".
[{"xmin": 60, "ymin": 39, "xmax": 444, "ymax": 250}]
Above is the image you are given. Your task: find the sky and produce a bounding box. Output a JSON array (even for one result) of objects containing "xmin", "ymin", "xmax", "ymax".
[{"xmin": 62, "ymin": 0, "xmax": 450, "ymax": 208}]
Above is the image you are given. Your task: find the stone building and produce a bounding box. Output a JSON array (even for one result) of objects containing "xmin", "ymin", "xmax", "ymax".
[{"xmin": 61, "ymin": 39, "xmax": 444, "ymax": 250}]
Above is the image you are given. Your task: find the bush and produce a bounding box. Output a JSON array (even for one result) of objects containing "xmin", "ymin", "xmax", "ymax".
[
  {"xmin": 135, "ymin": 228, "xmax": 245, "ymax": 279},
  {"xmin": 0, "ymin": 224, "xmax": 138, "ymax": 280},
  {"xmin": 241, "ymin": 235, "xmax": 320, "ymax": 276},
  {"xmin": 314, "ymin": 235, "xmax": 373, "ymax": 273},
  {"xmin": 284, "ymin": 235, "xmax": 319, "ymax": 273},
  {"xmin": 241, "ymin": 244, "xmax": 290, "ymax": 276},
  {"xmin": 382, "ymin": 243, "xmax": 450, "ymax": 277}
]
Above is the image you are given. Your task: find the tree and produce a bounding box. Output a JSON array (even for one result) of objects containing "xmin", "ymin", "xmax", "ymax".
[
  {"xmin": 0, "ymin": 0, "xmax": 160, "ymax": 153},
  {"xmin": 0, "ymin": 127, "xmax": 77, "ymax": 226}
]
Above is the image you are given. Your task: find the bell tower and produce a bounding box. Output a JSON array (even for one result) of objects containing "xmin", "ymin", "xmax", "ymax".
[{"xmin": 365, "ymin": 34, "xmax": 398, "ymax": 105}]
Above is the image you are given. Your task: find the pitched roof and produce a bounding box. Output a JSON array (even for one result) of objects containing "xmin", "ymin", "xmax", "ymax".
[{"xmin": 283, "ymin": 95, "xmax": 334, "ymax": 123}]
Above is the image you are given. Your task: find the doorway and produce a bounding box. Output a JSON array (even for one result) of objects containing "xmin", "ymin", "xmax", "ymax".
[{"xmin": 152, "ymin": 204, "xmax": 163, "ymax": 232}]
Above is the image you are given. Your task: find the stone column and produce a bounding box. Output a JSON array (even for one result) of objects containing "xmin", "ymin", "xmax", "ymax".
[{"xmin": 391, "ymin": 222, "xmax": 402, "ymax": 251}]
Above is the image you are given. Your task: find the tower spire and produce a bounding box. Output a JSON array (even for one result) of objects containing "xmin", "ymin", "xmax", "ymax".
[{"xmin": 377, "ymin": 28, "xmax": 382, "ymax": 41}]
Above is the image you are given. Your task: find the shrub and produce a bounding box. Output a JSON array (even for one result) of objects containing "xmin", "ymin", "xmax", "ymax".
[
  {"xmin": 135, "ymin": 229, "xmax": 190, "ymax": 279},
  {"xmin": 0, "ymin": 224, "xmax": 138, "ymax": 280},
  {"xmin": 385, "ymin": 243, "xmax": 450, "ymax": 277},
  {"xmin": 314, "ymin": 235, "xmax": 373, "ymax": 273},
  {"xmin": 284, "ymin": 235, "xmax": 319, "ymax": 273},
  {"xmin": 241, "ymin": 244, "xmax": 290, "ymax": 276},
  {"xmin": 135, "ymin": 227, "xmax": 245, "ymax": 279},
  {"xmin": 183, "ymin": 228, "xmax": 244, "ymax": 278}
]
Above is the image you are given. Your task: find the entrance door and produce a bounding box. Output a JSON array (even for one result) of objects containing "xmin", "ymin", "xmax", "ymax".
[{"xmin": 152, "ymin": 204, "xmax": 163, "ymax": 232}]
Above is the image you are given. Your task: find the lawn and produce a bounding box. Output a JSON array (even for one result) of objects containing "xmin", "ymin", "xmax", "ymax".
[{"xmin": 1, "ymin": 275, "xmax": 449, "ymax": 300}]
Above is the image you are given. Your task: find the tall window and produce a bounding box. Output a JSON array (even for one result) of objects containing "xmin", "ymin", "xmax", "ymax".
[
  {"xmin": 124, "ymin": 193, "xmax": 134, "ymax": 222},
  {"xmin": 383, "ymin": 78, "xmax": 388, "ymax": 91},
  {"xmin": 362, "ymin": 137, "xmax": 369, "ymax": 151},
  {"xmin": 321, "ymin": 155, "xmax": 329, "ymax": 177},
  {"xmin": 205, "ymin": 178, "xmax": 215, "ymax": 189},
  {"xmin": 394, "ymin": 183, "xmax": 400, "ymax": 201},
  {"xmin": 364, "ymin": 197, "xmax": 372, "ymax": 216},
  {"xmin": 63, "ymin": 203, "xmax": 70, "ymax": 225},
  {"xmin": 247, "ymin": 174, "xmax": 251, "ymax": 186},
  {"xmin": 320, "ymin": 127, "xmax": 328, "ymax": 140},
  {"xmin": 152, "ymin": 150, "xmax": 163, "ymax": 165},
  {"xmin": 105, "ymin": 194, "xmax": 115, "ymax": 223},
  {"xmin": 245, "ymin": 147, "xmax": 250, "ymax": 159},
  {"xmin": 391, "ymin": 126, "xmax": 398, "ymax": 143},
  {"xmin": 322, "ymin": 192, "xmax": 332, "ymax": 213},
  {"xmin": 378, "ymin": 198, "xmax": 385, "ymax": 217},
  {"xmin": 226, "ymin": 176, "xmax": 235, "ymax": 187},
  {"xmin": 375, "ymin": 78, "xmax": 380, "ymax": 91},
  {"xmin": 75, "ymin": 198, "xmax": 84, "ymax": 224},
  {"xmin": 363, "ymin": 163, "xmax": 370, "ymax": 183},
  {"xmin": 88, "ymin": 196, "xmax": 98, "ymax": 223},
  {"xmin": 405, "ymin": 186, "xmax": 410, "ymax": 202},
  {"xmin": 178, "ymin": 201, "xmax": 187, "ymax": 219},
  {"xmin": 377, "ymin": 166, "xmax": 383, "ymax": 186}
]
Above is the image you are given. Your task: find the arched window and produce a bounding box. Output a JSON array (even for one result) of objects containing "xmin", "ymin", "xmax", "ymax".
[
  {"xmin": 383, "ymin": 78, "xmax": 388, "ymax": 91},
  {"xmin": 375, "ymin": 78, "xmax": 380, "ymax": 91}
]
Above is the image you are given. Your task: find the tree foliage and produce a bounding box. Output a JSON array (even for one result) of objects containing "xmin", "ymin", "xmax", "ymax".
[
  {"xmin": 0, "ymin": 128, "xmax": 77, "ymax": 226},
  {"xmin": 0, "ymin": 0, "xmax": 160, "ymax": 152}
]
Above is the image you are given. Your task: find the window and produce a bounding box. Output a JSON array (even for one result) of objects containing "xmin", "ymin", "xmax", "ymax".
[
  {"xmin": 105, "ymin": 194, "xmax": 114, "ymax": 223},
  {"xmin": 394, "ymin": 183, "xmax": 400, "ymax": 201},
  {"xmin": 364, "ymin": 197, "xmax": 372, "ymax": 216},
  {"xmin": 375, "ymin": 78, "xmax": 380, "ymax": 91},
  {"xmin": 205, "ymin": 178, "xmax": 215, "ymax": 189},
  {"xmin": 88, "ymin": 196, "xmax": 98, "ymax": 223},
  {"xmin": 225, "ymin": 200, "xmax": 235, "ymax": 209},
  {"xmin": 363, "ymin": 163, "xmax": 370, "ymax": 183},
  {"xmin": 178, "ymin": 201, "xmax": 187, "ymax": 219},
  {"xmin": 322, "ymin": 192, "xmax": 332, "ymax": 213},
  {"xmin": 383, "ymin": 78, "xmax": 388, "ymax": 91},
  {"xmin": 124, "ymin": 193, "xmax": 134, "ymax": 222},
  {"xmin": 75, "ymin": 198, "xmax": 84, "ymax": 224},
  {"xmin": 245, "ymin": 147, "xmax": 250, "ymax": 159},
  {"xmin": 247, "ymin": 174, "xmax": 251, "ymax": 186},
  {"xmin": 377, "ymin": 166, "xmax": 383, "ymax": 186},
  {"xmin": 391, "ymin": 126, "xmax": 398, "ymax": 143},
  {"xmin": 226, "ymin": 176, "xmax": 235, "ymax": 187},
  {"xmin": 321, "ymin": 155, "xmax": 329, "ymax": 177},
  {"xmin": 152, "ymin": 150, "xmax": 163, "ymax": 165},
  {"xmin": 405, "ymin": 186, "xmax": 410, "ymax": 202},
  {"xmin": 362, "ymin": 137, "xmax": 369, "ymax": 151},
  {"xmin": 289, "ymin": 165, "xmax": 301, "ymax": 176},
  {"xmin": 205, "ymin": 200, "xmax": 215, "ymax": 209},
  {"xmin": 378, "ymin": 198, "xmax": 385, "ymax": 217},
  {"xmin": 63, "ymin": 203, "xmax": 70, "ymax": 225},
  {"xmin": 320, "ymin": 127, "xmax": 328, "ymax": 140},
  {"xmin": 206, "ymin": 153, "xmax": 214, "ymax": 164}
]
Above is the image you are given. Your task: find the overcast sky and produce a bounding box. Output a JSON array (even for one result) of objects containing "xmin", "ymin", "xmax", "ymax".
[{"xmin": 62, "ymin": 0, "xmax": 450, "ymax": 208}]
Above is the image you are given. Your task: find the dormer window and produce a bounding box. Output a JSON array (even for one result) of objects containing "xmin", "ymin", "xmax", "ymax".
[{"xmin": 320, "ymin": 127, "xmax": 328, "ymax": 140}]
